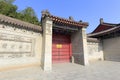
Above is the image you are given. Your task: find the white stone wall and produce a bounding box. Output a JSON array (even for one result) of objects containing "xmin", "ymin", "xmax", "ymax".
[
  {"xmin": 87, "ymin": 41, "xmax": 104, "ymax": 63},
  {"xmin": 103, "ymin": 37, "xmax": 120, "ymax": 62},
  {"xmin": 0, "ymin": 23, "xmax": 42, "ymax": 70},
  {"xmin": 41, "ymin": 18, "xmax": 52, "ymax": 71}
]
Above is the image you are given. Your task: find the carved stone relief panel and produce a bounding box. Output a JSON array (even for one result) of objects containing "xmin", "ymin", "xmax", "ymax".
[{"xmin": 0, "ymin": 33, "xmax": 35, "ymax": 58}]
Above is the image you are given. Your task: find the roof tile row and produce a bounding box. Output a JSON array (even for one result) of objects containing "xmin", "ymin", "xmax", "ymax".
[{"xmin": 0, "ymin": 14, "xmax": 42, "ymax": 32}]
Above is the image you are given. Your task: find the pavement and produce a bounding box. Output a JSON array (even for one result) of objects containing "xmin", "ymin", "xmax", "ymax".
[{"xmin": 0, "ymin": 61, "xmax": 120, "ymax": 80}]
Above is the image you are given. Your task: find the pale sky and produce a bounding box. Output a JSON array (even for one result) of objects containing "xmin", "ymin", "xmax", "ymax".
[{"xmin": 14, "ymin": 0, "xmax": 120, "ymax": 33}]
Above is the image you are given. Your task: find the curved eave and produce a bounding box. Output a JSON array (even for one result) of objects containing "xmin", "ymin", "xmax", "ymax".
[
  {"xmin": 88, "ymin": 26, "xmax": 120, "ymax": 37},
  {"xmin": 42, "ymin": 14, "xmax": 89, "ymax": 28},
  {"xmin": 102, "ymin": 22, "xmax": 120, "ymax": 26}
]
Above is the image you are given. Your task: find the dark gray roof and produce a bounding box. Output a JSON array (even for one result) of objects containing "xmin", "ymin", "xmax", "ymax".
[
  {"xmin": 87, "ymin": 38, "xmax": 100, "ymax": 42},
  {"xmin": 88, "ymin": 26, "xmax": 120, "ymax": 37},
  {"xmin": 0, "ymin": 14, "xmax": 42, "ymax": 32},
  {"xmin": 101, "ymin": 22, "xmax": 120, "ymax": 26},
  {"xmin": 41, "ymin": 10, "xmax": 89, "ymax": 28}
]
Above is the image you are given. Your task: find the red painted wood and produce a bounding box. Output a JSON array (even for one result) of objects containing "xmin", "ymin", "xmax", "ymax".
[
  {"xmin": 52, "ymin": 34, "xmax": 72, "ymax": 63},
  {"xmin": 93, "ymin": 25, "xmax": 114, "ymax": 33}
]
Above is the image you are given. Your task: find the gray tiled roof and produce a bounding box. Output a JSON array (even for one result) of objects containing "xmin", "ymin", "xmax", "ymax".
[
  {"xmin": 41, "ymin": 10, "xmax": 89, "ymax": 28},
  {"xmin": 88, "ymin": 26, "xmax": 120, "ymax": 37},
  {"xmin": 0, "ymin": 14, "xmax": 42, "ymax": 32},
  {"xmin": 87, "ymin": 38, "xmax": 100, "ymax": 42}
]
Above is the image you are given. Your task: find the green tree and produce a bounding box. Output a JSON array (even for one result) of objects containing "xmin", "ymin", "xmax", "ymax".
[
  {"xmin": 0, "ymin": 1, "xmax": 17, "ymax": 17},
  {"xmin": 0, "ymin": 0, "xmax": 40, "ymax": 25},
  {"xmin": 0, "ymin": 0, "xmax": 15, "ymax": 4},
  {"xmin": 21, "ymin": 7, "xmax": 36, "ymax": 17},
  {"xmin": 20, "ymin": 7, "xmax": 40, "ymax": 25}
]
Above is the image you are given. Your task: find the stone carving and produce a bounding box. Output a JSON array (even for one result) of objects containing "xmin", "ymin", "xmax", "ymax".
[
  {"xmin": 25, "ymin": 45, "xmax": 29, "ymax": 49},
  {"xmin": 0, "ymin": 33, "xmax": 35, "ymax": 58},
  {"xmin": 14, "ymin": 36, "xmax": 22, "ymax": 41},
  {"xmin": 19, "ymin": 45, "xmax": 22, "ymax": 49},
  {"xmin": 0, "ymin": 55, "xmax": 4, "ymax": 58},
  {"xmin": 2, "ymin": 43, "xmax": 7, "ymax": 49},
  {"xmin": 11, "ymin": 44, "xmax": 15, "ymax": 49},
  {"xmin": 8, "ymin": 54, "xmax": 21, "ymax": 58}
]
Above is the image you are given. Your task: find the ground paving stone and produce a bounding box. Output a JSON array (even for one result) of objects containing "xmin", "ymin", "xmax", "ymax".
[{"xmin": 0, "ymin": 61, "xmax": 120, "ymax": 80}]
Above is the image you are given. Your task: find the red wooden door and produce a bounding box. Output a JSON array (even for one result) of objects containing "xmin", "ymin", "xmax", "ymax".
[{"xmin": 52, "ymin": 34, "xmax": 72, "ymax": 63}]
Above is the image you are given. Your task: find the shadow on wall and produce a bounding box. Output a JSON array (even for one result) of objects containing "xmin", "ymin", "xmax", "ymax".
[
  {"xmin": 71, "ymin": 54, "xmax": 84, "ymax": 65},
  {"xmin": 104, "ymin": 53, "xmax": 120, "ymax": 62},
  {"xmin": 103, "ymin": 37, "xmax": 120, "ymax": 62}
]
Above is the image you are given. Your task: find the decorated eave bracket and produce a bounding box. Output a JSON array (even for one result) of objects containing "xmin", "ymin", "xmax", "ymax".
[{"xmin": 53, "ymin": 24, "xmax": 79, "ymax": 31}]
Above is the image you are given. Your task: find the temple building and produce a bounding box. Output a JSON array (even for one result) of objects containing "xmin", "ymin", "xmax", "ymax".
[
  {"xmin": 88, "ymin": 18, "xmax": 120, "ymax": 62},
  {"xmin": 0, "ymin": 10, "xmax": 119, "ymax": 71}
]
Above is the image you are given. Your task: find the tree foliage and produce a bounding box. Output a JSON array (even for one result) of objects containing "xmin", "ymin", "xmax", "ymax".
[
  {"xmin": 21, "ymin": 7, "xmax": 36, "ymax": 17},
  {"xmin": 0, "ymin": 0, "xmax": 40, "ymax": 25},
  {"xmin": 0, "ymin": 0, "xmax": 15, "ymax": 4},
  {"xmin": 0, "ymin": 1, "xmax": 17, "ymax": 17},
  {"xmin": 20, "ymin": 7, "xmax": 40, "ymax": 25}
]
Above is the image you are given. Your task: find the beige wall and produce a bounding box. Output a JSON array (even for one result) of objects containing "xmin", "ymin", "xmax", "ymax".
[
  {"xmin": 0, "ymin": 23, "xmax": 42, "ymax": 70},
  {"xmin": 103, "ymin": 37, "xmax": 120, "ymax": 62},
  {"xmin": 41, "ymin": 17, "xmax": 52, "ymax": 71},
  {"xmin": 87, "ymin": 41, "xmax": 104, "ymax": 63}
]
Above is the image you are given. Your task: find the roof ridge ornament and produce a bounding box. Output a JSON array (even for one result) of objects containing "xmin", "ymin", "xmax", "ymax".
[
  {"xmin": 69, "ymin": 16, "xmax": 74, "ymax": 21},
  {"xmin": 41, "ymin": 10, "xmax": 51, "ymax": 18},
  {"xmin": 79, "ymin": 20, "xmax": 82, "ymax": 22},
  {"xmin": 100, "ymin": 18, "xmax": 104, "ymax": 24}
]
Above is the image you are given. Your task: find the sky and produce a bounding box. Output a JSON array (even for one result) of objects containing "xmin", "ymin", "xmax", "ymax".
[{"xmin": 14, "ymin": 0, "xmax": 120, "ymax": 33}]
